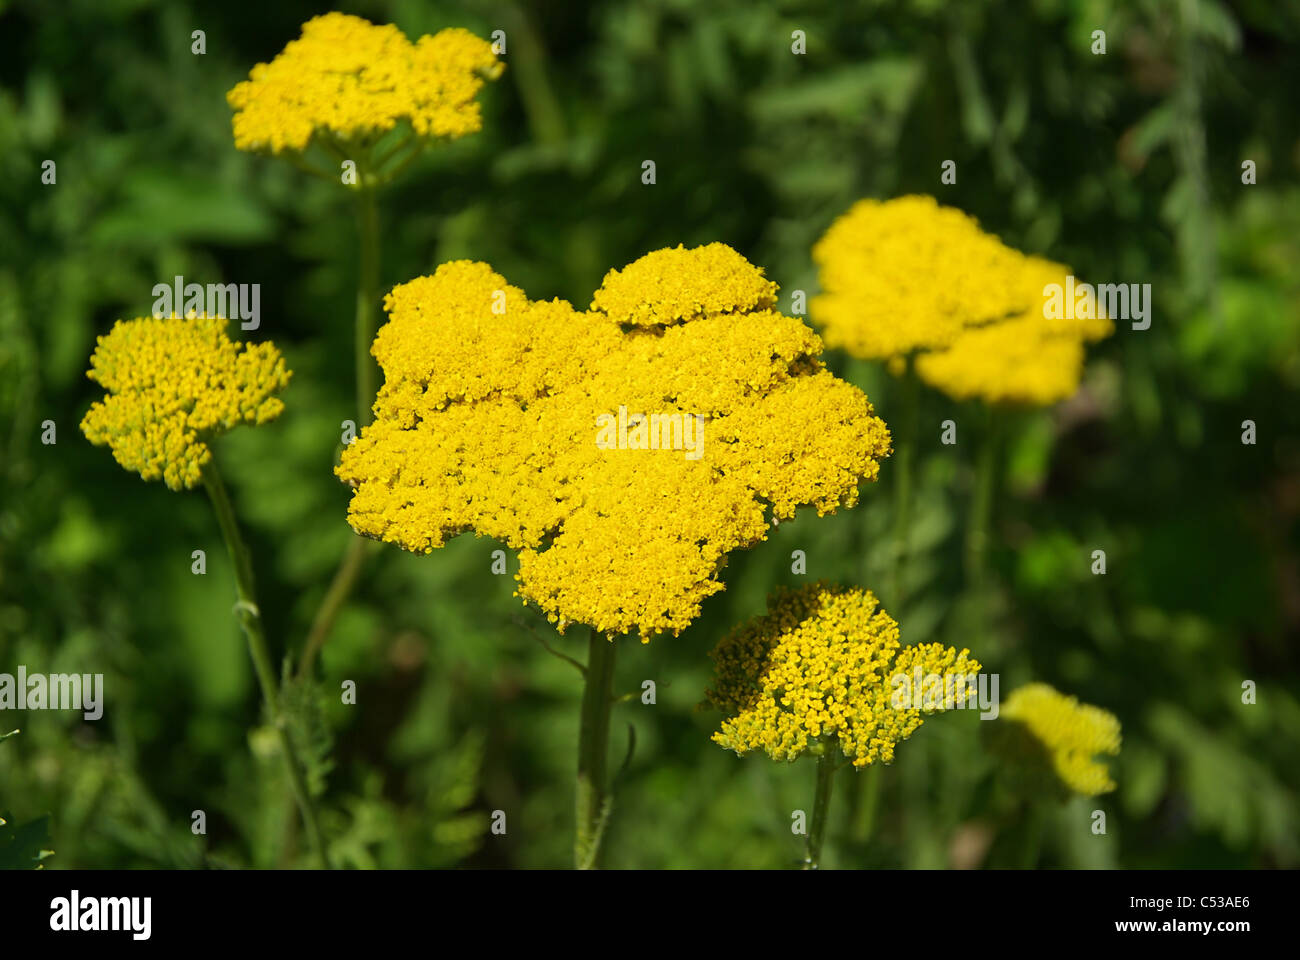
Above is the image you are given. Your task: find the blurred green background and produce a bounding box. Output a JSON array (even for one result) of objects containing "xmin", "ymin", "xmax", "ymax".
[{"xmin": 2, "ymin": 0, "xmax": 1298, "ymax": 869}]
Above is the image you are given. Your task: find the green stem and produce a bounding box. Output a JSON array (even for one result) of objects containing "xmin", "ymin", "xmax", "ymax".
[
  {"xmin": 575, "ymin": 628, "xmax": 617, "ymax": 869},
  {"xmin": 354, "ymin": 180, "xmax": 381, "ymax": 425},
  {"xmin": 1019, "ymin": 801, "xmax": 1047, "ymax": 869},
  {"xmin": 299, "ymin": 167, "xmax": 384, "ymax": 677},
  {"xmin": 284, "ymin": 151, "xmax": 335, "ymax": 182},
  {"xmin": 1175, "ymin": 0, "xmax": 1221, "ymax": 328},
  {"xmin": 374, "ymin": 143, "xmax": 425, "ymax": 186},
  {"xmin": 804, "ymin": 748, "xmax": 838, "ymax": 870},
  {"xmin": 505, "ymin": 3, "xmax": 568, "ymax": 147},
  {"xmin": 849, "ymin": 762, "xmax": 883, "ymax": 844},
  {"xmin": 889, "ymin": 361, "xmax": 919, "ymax": 610},
  {"xmin": 297, "ymin": 536, "xmax": 370, "ymax": 680},
  {"xmin": 372, "ymin": 133, "xmax": 416, "ymax": 171},
  {"xmin": 201, "ymin": 459, "xmax": 331, "ymax": 868}
]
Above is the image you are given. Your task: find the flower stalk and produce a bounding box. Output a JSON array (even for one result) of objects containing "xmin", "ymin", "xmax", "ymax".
[
  {"xmin": 889, "ymin": 359, "xmax": 919, "ymax": 610},
  {"xmin": 296, "ymin": 155, "xmax": 381, "ymax": 679},
  {"xmin": 575, "ymin": 628, "xmax": 617, "ymax": 869},
  {"xmin": 353, "ymin": 172, "xmax": 381, "ymax": 426},
  {"xmin": 1018, "ymin": 800, "xmax": 1047, "ymax": 869},
  {"xmin": 202, "ymin": 458, "xmax": 330, "ymax": 868},
  {"xmin": 847, "ymin": 761, "xmax": 883, "ymax": 844},
  {"xmin": 804, "ymin": 747, "xmax": 837, "ymax": 870}
]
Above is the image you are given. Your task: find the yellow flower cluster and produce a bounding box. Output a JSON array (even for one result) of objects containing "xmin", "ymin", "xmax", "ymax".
[
  {"xmin": 999, "ymin": 683, "xmax": 1121, "ymax": 796},
  {"xmin": 81, "ymin": 315, "xmax": 292, "ymax": 491},
  {"xmin": 592, "ymin": 243, "xmax": 780, "ymax": 326},
  {"xmin": 336, "ymin": 245, "xmax": 892, "ymax": 638},
  {"xmin": 705, "ymin": 583, "xmax": 981, "ymax": 766},
  {"xmin": 227, "ymin": 13, "xmax": 501, "ymax": 154},
  {"xmin": 811, "ymin": 195, "xmax": 1112, "ymax": 406}
]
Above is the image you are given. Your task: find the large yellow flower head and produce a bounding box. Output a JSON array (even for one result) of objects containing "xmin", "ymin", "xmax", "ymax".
[
  {"xmin": 705, "ymin": 583, "xmax": 981, "ymax": 766},
  {"xmin": 81, "ymin": 315, "xmax": 292, "ymax": 491},
  {"xmin": 227, "ymin": 12, "xmax": 502, "ymax": 155},
  {"xmin": 811, "ymin": 195, "xmax": 1112, "ymax": 406},
  {"xmin": 994, "ymin": 683, "xmax": 1121, "ymax": 797},
  {"xmin": 336, "ymin": 245, "xmax": 891, "ymax": 638}
]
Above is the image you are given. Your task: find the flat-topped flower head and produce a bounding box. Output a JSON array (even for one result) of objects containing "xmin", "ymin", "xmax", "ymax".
[
  {"xmin": 336, "ymin": 246, "xmax": 891, "ymax": 638},
  {"xmin": 591, "ymin": 243, "xmax": 779, "ymax": 326},
  {"xmin": 811, "ymin": 195, "xmax": 1112, "ymax": 406},
  {"xmin": 81, "ymin": 315, "xmax": 292, "ymax": 491},
  {"xmin": 227, "ymin": 12, "xmax": 501, "ymax": 155},
  {"xmin": 705, "ymin": 583, "xmax": 981, "ymax": 766},
  {"xmin": 994, "ymin": 683, "xmax": 1121, "ymax": 797}
]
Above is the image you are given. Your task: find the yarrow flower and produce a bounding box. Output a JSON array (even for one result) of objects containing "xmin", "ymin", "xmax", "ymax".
[
  {"xmin": 590, "ymin": 243, "xmax": 780, "ymax": 325},
  {"xmin": 336, "ymin": 245, "xmax": 892, "ymax": 638},
  {"xmin": 704, "ymin": 583, "xmax": 981, "ymax": 766},
  {"xmin": 994, "ymin": 682, "xmax": 1121, "ymax": 797},
  {"xmin": 227, "ymin": 12, "xmax": 502, "ymax": 155},
  {"xmin": 811, "ymin": 195, "xmax": 1112, "ymax": 406},
  {"xmin": 80, "ymin": 315, "xmax": 292, "ymax": 491}
]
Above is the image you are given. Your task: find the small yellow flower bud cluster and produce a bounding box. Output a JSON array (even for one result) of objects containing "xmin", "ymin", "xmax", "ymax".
[
  {"xmin": 998, "ymin": 683, "xmax": 1121, "ymax": 796},
  {"xmin": 705, "ymin": 583, "xmax": 981, "ymax": 766},
  {"xmin": 811, "ymin": 195, "xmax": 1112, "ymax": 406},
  {"xmin": 227, "ymin": 13, "xmax": 502, "ymax": 155},
  {"xmin": 80, "ymin": 315, "xmax": 292, "ymax": 491},
  {"xmin": 336, "ymin": 246, "xmax": 892, "ymax": 639}
]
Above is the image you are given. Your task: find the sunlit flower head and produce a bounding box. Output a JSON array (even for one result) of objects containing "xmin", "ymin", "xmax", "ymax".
[
  {"xmin": 705, "ymin": 583, "xmax": 981, "ymax": 766},
  {"xmin": 591, "ymin": 243, "xmax": 780, "ymax": 326},
  {"xmin": 336, "ymin": 246, "xmax": 891, "ymax": 638},
  {"xmin": 81, "ymin": 315, "xmax": 292, "ymax": 491},
  {"xmin": 811, "ymin": 195, "xmax": 1112, "ymax": 406},
  {"xmin": 227, "ymin": 12, "xmax": 502, "ymax": 155},
  {"xmin": 994, "ymin": 682, "xmax": 1121, "ymax": 797}
]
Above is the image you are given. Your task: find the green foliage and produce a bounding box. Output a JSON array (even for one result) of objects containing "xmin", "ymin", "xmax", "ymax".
[
  {"xmin": 0, "ymin": 812, "xmax": 54, "ymax": 870},
  {"xmin": 1, "ymin": 732, "xmax": 54, "ymax": 869}
]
